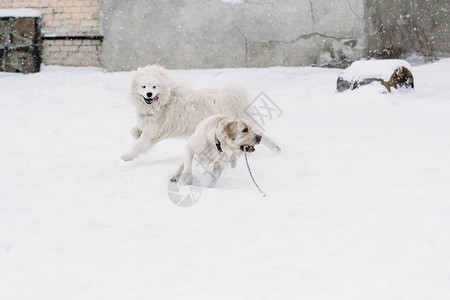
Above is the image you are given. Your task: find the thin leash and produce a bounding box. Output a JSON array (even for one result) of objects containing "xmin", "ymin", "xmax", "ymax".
[
  {"xmin": 215, "ymin": 127, "xmax": 265, "ymax": 196},
  {"xmin": 244, "ymin": 153, "xmax": 266, "ymax": 197}
]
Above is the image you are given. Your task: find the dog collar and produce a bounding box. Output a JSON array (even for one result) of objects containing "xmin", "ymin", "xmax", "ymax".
[
  {"xmin": 214, "ymin": 125, "xmax": 223, "ymax": 153},
  {"xmin": 215, "ymin": 135, "xmax": 223, "ymax": 153}
]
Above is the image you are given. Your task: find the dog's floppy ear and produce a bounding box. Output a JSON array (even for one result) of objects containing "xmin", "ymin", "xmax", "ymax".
[{"xmin": 221, "ymin": 120, "xmax": 238, "ymax": 141}]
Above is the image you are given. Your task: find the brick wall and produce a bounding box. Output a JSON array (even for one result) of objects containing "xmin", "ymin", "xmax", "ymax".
[{"xmin": 0, "ymin": 0, "xmax": 102, "ymax": 67}]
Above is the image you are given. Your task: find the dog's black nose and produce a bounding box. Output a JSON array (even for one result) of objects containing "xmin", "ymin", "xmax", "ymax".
[
  {"xmin": 255, "ymin": 135, "xmax": 262, "ymax": 144},
  {"xmin": 146, "ymin": 92, "xmax": 153, "ymax": 98}
]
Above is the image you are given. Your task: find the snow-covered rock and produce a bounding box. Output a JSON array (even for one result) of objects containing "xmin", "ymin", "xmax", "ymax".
[{"xmin": 337, "ymin": 59, "xmax": 414, "ymax": 92}]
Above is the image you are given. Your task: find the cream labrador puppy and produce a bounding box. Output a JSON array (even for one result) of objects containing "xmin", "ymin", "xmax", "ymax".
[{"xmin": 170, "ymin": 114, "xmax": 262, "ymax": 187}]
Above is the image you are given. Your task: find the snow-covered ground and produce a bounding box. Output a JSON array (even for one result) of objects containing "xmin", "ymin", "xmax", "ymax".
[{"xmin": 1, "ymin": 59, "xmax": 450, "ymax": 299}]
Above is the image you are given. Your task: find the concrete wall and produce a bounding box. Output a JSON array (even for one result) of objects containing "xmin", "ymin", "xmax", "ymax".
[
  {"xmin": 365, "ymin": 0, "xmax": 450, "ymax": 59},
  {"xmin": 99, "ymin": 0, "xmax": 366, "ymax": 71},
  {"xmin": 0, "ymin": 0, "xmax": 102, "ymax": 67},
  {"xmin": 3, "ymin": 0, "xmax": 448, "ymax": 70}
]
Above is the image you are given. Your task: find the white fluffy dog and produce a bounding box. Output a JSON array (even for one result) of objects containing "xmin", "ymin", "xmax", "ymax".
[{"xmin": 121, "ymin": 65, "xmax": 280, "ymax": 161}]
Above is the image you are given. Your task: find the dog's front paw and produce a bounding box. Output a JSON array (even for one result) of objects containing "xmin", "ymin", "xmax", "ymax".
[
  {"xmin": 229, "ymin": 153, "xmax": 237, "ymax": 168},
  {"xmin": 121, "ymin": 153, "xmax": 135, "ymax": 161}
]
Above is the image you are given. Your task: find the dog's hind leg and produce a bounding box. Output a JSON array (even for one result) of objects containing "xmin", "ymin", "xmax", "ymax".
[{"xmin": 261, "ymin": 134, "xmax": 281, "ymax": 152}]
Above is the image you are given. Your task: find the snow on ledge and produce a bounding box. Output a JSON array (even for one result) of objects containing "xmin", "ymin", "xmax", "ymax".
[
  {"xmin": 0, "ymin": 8, "xmax": 41, "ymax": 17},
  {"xmin": 220, "ymin": 0, "xmax": 245, "ymax": 5},
  {"xmin": 341, "ymin": 59, "xmax": 412, "ymax": 82}
]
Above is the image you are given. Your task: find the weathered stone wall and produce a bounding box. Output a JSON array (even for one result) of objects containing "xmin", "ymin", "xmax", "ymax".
[
  {"xmin": 99, "ymin": 0, "xmax": 366, "ymax": 71},
  {"xmin": 365, "ymin": 0, "xmax": 450, "ymax": 59},
  {"xmin": 0, "ymin": 15, "xmax": 42, "ymax": 73},
  {"xmin": 0, "ymin": 0, "xmax": 102, "ymax": 67}
]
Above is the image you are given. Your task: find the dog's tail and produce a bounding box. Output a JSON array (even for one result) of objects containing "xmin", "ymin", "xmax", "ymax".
[
  {"xmin": 215, "ymin": 83, "xmax": 250, "ymax": 119},
  {"xmin": 216, "ymin": 83, "xmax": 282, "ymax": 153}
]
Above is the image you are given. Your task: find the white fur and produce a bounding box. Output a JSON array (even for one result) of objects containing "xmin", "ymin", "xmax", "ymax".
[{"xmin": 122, "ymin": 64, "xmax": 280, "ymax": 161}]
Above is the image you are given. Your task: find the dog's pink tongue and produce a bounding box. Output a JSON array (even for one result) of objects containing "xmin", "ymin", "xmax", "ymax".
[{"xmin": 153, "ymin": 96, "xmax": 159, "ymax": 101}]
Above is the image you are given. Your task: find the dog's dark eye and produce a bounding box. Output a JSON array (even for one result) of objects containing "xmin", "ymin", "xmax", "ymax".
[
  {"xmin": 153, "ymin": 86, "xmax": 156, "ymax": 89},
  {"xmin": 142, "ymin": 86, "xmax": 146, "ymax": 89},
  {"xmin": 243, "ymin": 128, "xmax": 248, "ymax": 133}
]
